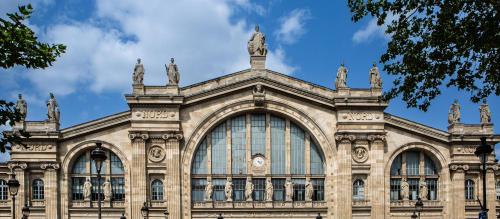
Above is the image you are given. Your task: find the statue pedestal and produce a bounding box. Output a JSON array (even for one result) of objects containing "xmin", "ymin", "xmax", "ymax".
[
  {"xmin": 250, "ymin": 56, "xmax": 266, "ymax": 70},
  {"xmin": 370, "ymin": 87, "xmax": 382, "ymax": 96},
  {"xmin": 132, "ymin": 84, "xmax": 145, "ymax": 95},
  {"xmin": 337, "ymin": 87, "xmax": 350, "ymax": 96}
]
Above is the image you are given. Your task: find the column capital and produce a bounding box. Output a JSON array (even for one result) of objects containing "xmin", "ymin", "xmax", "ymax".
[
  {"xmin": 128, "ymin": 132, "xmax": 149, "ymax": 140},
  {"xmin": 41, "ymin": 162, "xmax": 60, "ymax": 170},
  {"xmin": 7, "ymin": 161, "xmax": 27, "ymax": 170},
  {"xmin": 450, "ymin": 164, "xmax": 469, "ymax": 172},
  {"xmin": 162, "ymin": 131, "xmax": 183, "ymax": 141},
  {"xmin": 367, "ymin": 134, "xmax": 386, "ymax": 143},
  {"xmin": 335, "ymin": 133, "xmax": 356, "ymax": 143}
]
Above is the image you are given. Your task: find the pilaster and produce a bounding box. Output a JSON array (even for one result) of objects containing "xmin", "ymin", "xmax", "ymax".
[
  {"xmin": 129, "ymin": 133, "xmax": 148, "ymax": 219},
  {"xmin": 486, "ymin": 168, "xmax": 496, "ymax": 219},
  {"xmin": 335, "ymin": 134, "xmax": 355, "ymax": 219},
  {"xmin": 8, "ymin": 162, "xmax": 27, "ymax": 219},
  {"xmin": 41, "ymin": 162, "xmax": 60, "ymax": 219},
  {"xmin": 368, "ymin": 134, "xmax": 386, "ymax": 219},
  {"xmin": 450, "ymin": 164, "xmax": 468, "ymax": 219},
  {"xmin": 163, "ymin": 132, "xmax": 183, "ymax": 219}
]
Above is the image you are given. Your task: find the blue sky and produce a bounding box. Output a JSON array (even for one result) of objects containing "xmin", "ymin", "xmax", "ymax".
[{"xmin": 0, "ymin": 0, "xmax": 498, "ymax": 161}]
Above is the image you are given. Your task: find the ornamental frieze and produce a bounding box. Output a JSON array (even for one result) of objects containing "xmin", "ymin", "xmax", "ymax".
[
  {"xmin": 40, "ymin": 162, "xmax": 60, "ymax": 170},
  {"xmin": 133, "ymin": 109, "xmax": 177, "ymax": 120},
  {"xmin": 14, "ymin": 144, "xmax": 54, "ymax": 152},
  {"xmin": 8, "ymin": 161, "xmax": 28, "ymax": 170},
  {"xmin": 450, "ymin": 164, "xmax": 469, "ymax": 172},
  {"xmin": 454, "ymin": 145, "xmax": 477, "ymax": 154},
  {"xmin": 340, "ymin": 112, "xmax": 382, "ymax": 121}
]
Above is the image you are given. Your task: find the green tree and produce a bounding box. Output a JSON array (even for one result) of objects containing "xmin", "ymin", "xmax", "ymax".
[
  {"xmin": 0, "ymin": 4, "xmax": 66, "ymax": 152},
  {"xmin": 348, "ymin": 0, "xmax": 499, "ymax": 111}
]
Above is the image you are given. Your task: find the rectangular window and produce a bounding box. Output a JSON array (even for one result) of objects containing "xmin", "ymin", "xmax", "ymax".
[
  {"xmin": 191, "ymin": 179, "xmax": 206, "ymax": 202},
  {"xmin": 0, "ymin": 183, "xmax": 7, "ymax": 200},
  {"xmin": 112, "ymin": 177, "xmax": 125, "ymax": 201},
  {"xmin": 272, "ymin": 179, "xmax": 286, "ymax": 201},
  {"xmin": 232, "ymin": 116, "xmax": 247, "ymax": 174},
  {"xmin": 91, "ymin": 177, "xmax": 104, "ymax": 201},
  {"xmin": 291, "ymin": 124, "xmax": 305, "ymax": 174},
  {"xmin": 211, "ymin": 124, "xmax": 227, "ymax": 174},
  {"xmin": 310, "ymin": 142, "xmax": 324, "ymax": 175},
  {"xmin": 192, "ymin": 139, "xmax": 208, "ymax": 174},
  {"xmin": 251, "ymin": 114, "xmax": 266, "ymax": 155},
  {"xmin": 253, "ymin": 179, "xmax": 265, "ymax": 201},
  {"xmin": 406, "ymin": 152, "xmax": 420, "ymax": 176},
  {"xmin": 312, "ymin": 179, "xmax": 325, "ymax": 201},
  {"xmin": 232, "ymin": 179, "xmax": 246, "ymax": 201},
  {"xmin": 390, "ymin": 179, "xmax": 401, "ymax": 201},
  {"xmin": 213, "ymin": 179, "xmax": 226, "ymax": 201},
  {"xmin": 426, "ymin": 179, "xmax": 438, "ymax": 200},
  {"xmin": 465, "ymin": 180, "xmax": 474, "ymax": 200},
  {"xmin": 408, "ymin": 179, "xmax": 419, "ymax": 200},
  {"xmin": 293, "ymin": 179, "xmax": 306, "ymax": 201},
  {"xmin": 72, "ymin": 177, "xmax": 85, "ymax": 200},
  {"xmin": 271, "ymin": 116, "xmax": 286, "ymax": 174}
]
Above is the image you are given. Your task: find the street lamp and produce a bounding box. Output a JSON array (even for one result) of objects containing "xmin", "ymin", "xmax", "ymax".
[
  {"xmin": 217, "ymin": 213, "xmax": 224, "ymax": 219},
  {"xmin": 414, "ymin": 197, "xmax": 423, "ymax": 218},
  {"xmin": 163, "ymin": 210, "xmax": 169, "ymax": 219},
  {"xmin": 475, "ymin": 137, "xmax": 493, "ymax": 218},
  {"xmin": 7, "ymin": 173, "xmax": 20, "ymax": 219},
  {"xmin": 140, "ymin": 202, "xmax": 149, "ymax": 219},
  {"xmin": 411, "ymin": 211, "xmax": 418, "ymax": 219},
  {"xmin": 21, "ymin": 202, "xmax": 30, "ymax": 219},
  {"xmin": 316, "ymin": 213, "xmax": 323, "ymax": 219},
  {"xmin": 91, "ymin": 142, "xmax": 107, "ymax": 219},
  {"xmin": 120, "ymin": 212, "xmax": 126, "ymax": 219}
]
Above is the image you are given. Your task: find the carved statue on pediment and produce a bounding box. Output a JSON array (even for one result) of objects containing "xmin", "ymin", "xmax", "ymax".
[
  {"xmin": 15, "ymin": 94, "xmax": 27, "ymax": 121},
  {"xmin": 400, "ymin": 178, "xmax": 409, "ymax": 200},
  {"xmin": 205, "ymin": 180, "xmax": 214, "ymax": 201},
  {"xmin": 335, "ymin": 64, "xmax": 348, "ymax": 89},
  {"xmin": 46, "ymin": 93, "xmax": 60, "ymax": 123},
  {"xmin": 479, "ymin": 101, "xmax": 491, "ymax": 124},
  {"xmin": 166, "ymin": 58, "xmax": 180, "ymax": 85},
  {"xmin": 305, "ymin": 179, "xmax": 313, "ymax": 201},
  {"xmin": 285, "ymin": 178, "xmax": 294, "ymax": 201},
  {"xmin": 245, "ymin": 177, "xmax": 254, "ymax": 201},
  {"xmin": 225, "ymin": 178, "xmax": 233, "ymax": 201},
  {"xmin": 253, "ymin": 84, "xmax": 266, "ymax": 106},
  {"xmin": 103, "ymin": 179, "xmax": 112, "ymax": 200},
  {"xmin": 247, "ymin": 25, "xmax": 267, "ymax": 56},
  {"xmin": 265, "ymin": 178, "xmax": 273, "ymax": 201},
  {"xmin": 419, "ymin": 179, "xmax": 428, "ymax": 200},
  {"xmin": 369, "ymin": 63, "xmax": 382, "ymax": 88},
  {"xmin": 83, "ymin": 178, "xmax": 92, "ymax": 200},
  {"xmin": 132, "ymin": 58, "xmax": 144, "ymax": 85},
  {"xmin": 448, "ymin": 99, "xmax": 461, "ymax": 125}
]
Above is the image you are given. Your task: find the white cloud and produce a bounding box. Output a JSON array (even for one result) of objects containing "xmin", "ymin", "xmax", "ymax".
[
  {"xmin": 352, "ymin": 14, "xmax": 396, "ymax": 44},
  {"xmin": 20, "ymin": 0, "xmax": 294, "ymax": 97},
  {"xmin": 275, "ymin": 8, "xmax": 311, "ymax": 44}
]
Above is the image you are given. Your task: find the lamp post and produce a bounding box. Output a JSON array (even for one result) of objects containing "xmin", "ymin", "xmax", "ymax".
[
  {"xmin": 316, "ymin": 213, "xmax": 323, "ymax": 219},
  {"xmin": 91, "ymin": 142, "xmax": 107, "ymax": 219},
  {"xmin": 217, "ymin": 213, "xmax": 224, "ymax": 219},
  {"xmin": 163, "ymin": 210, "xmax": 169, "ymax": 219},
  {"xmin": 141, "ymin": 202, "xmax": 149, "ymax": 219},
  {"xmin": 120, "ymin": 212, "xmax": 126, "ymax": 219},
  {"xmin": 411, "ymin": 211, "xmax": 418, "ymax": 219},
  {"xmin": 475, "ymin": 136, "xmax": 493, "ymax": 219},
  {"xmin": 415, "ymin": 197, "xmax": 423, "ymax": 219},
  {"xmin": 21, "ymin": 202, "xmax": 30, "ymax": 219},
  {"xmin": 7, "ymin": 173, "xmax": 20, "ymax": 219}
]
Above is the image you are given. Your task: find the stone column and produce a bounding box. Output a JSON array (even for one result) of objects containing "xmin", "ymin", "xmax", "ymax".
[
  {"xmin": 486, "ymin": 168, "xmax": 496, "ymax": 219},
  {"xmin": 368, "ymin": 135, "xmax": 385, "ymax": 219},
  {"xmin": 335, "ymin": 134, "xmax": 355, "ymax": 219},
  {"xmin": 450, "ymin": 165, "xmax": 467, "ymax": 219},
  {"xmin": 163, "ymin": 133, "xmax": 183, "ymax": 219},
  {"xmin": 8, "ymin": 162, "xmax": 27, "ymax": 219},
  {"xmin": 41, "ymin": 163, "xmax": 60, "ymax": 219},
  {"xmin": 129, "ymin": 133, "xmax": 148, "ymax": 219}
]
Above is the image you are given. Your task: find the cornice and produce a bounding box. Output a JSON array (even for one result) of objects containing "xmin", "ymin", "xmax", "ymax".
[
  {"xmin": 384, "ymin": 113, "xmax": 450, "ymax": 142},
  {"xmin": 60, "ymin": 111, "xmax": 130, "ymax": 139}
]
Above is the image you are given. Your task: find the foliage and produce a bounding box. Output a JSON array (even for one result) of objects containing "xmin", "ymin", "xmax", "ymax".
[{"xmin": 348, "ymin": 0, "xmax": 499, "ymax": 111}]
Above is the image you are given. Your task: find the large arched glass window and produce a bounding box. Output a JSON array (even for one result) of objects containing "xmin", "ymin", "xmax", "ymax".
[
  {"xmin": 151, "ymin": 180, "xmax": 164, "ymax": 201},
  {"xmin": 70, "ymin": 149, "xmax": 125, "ymax": 201},
  {"xmin": 353, "ymin": 179, "xmax": 365, "ymax": 200},
  {"xmin": 191, "ymin": 113, "xmax": 325, "ymax": 203},
  {"xmin": 389, "ymin": 150, "xmax": 439, "ymax": 201},
  {"xmin": 32, "ymin": 179, "xmax": 44, "ymax": 200},
  {"xmin": 0, "ymin": 180, "xmax": 7, "ymax": 200},
  {"xmin": 465, "ymin": 179, "xmax": 475, "ymax": 200}
]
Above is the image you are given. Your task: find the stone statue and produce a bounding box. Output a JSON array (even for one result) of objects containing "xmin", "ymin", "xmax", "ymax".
[
  {"xmin": 419, "ymin": 179, "xmax": 428, "ymax": 200},
  {"xmin": 369, "ymin": 63, "xmax": 382, "ymax": 88},
  {"xmin": 46, "ymin": 93, "xmax": 60, "ymax": 123},
  {"xmin": 400, "ymin": 178, "xmax": 409, "ymax": 200},
  {"xmin": 479, "ymin": 100, "xmax": 491, "ymax": 124},
  {"xmin": 205, "ymin": 180, "xmax": 214, "ymax": 201},
  {"xmin": 15, "ymin": 94, "xmax": 27, "ymax": 121},
  {"xmin": 335, "ymin": 64, "xmax": 348, "ymax": 89},
  {"xmin": 245, "ymin": 177, "xmax": 254, "ymax": 201},
  {"xmin": 165, "ymin": 58, "xmax": 180, "ymax": 85},
  {"xmin": 265, "ymin": 178, "xmax": 273, "ymax": 201},
  {"xmin": 285, "ymin": 179, "xmax": 294, "ymax": 201},
  {"xmin": 83, "ymin": 178, "xmax": 92, "ymax": 200},
  {"xmin": 225, "ymin": 178, "xmax": 233, "ymax": 201},
  {"xmin": 247, "ymin": 25, "xmax": 267, "ymax": 56},
  {"xmin": 305, "ymin": 179, "xmax": 314, "ymax": 201},
  {"xmin": 448, "ymin": 99, "xmax": 461, "ymax": 125},
  {"xmin": 132, "ymin": 58, "xmax": 144, "ymax": 85},
  {"xmin": 103, "ymin": 179, "xmax": 112, "ymax": 200}
]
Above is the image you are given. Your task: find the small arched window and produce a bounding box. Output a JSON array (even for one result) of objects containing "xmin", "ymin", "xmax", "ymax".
[
  {"xmin": 496, "ymin": 181, "xmax": 500, "ymax": 200},
  {"xmin": 151, "ymin": 180, "xmax": 164, "ymax": 201},
  {"xmin": 0, "ymin": 180, "xmax": 7, "ymax": 200},
  {"xmin": 353, "ymin": 179, "xmax": 365, "ymax": 200},
  {"xmin": 32, "ymin": 179, "xmax": 44, "ymax": 200},
  {"xmin": 465, "ymin": 179, "xmax": 475, "ymax": 200}
]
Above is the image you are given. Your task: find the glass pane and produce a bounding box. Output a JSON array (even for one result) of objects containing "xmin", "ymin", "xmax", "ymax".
[
  {"xmin": 112, "ymin": 177, "xmax": 125, "ymax": 201},
  {"xmin": 72, "ymin": 155, "xmax": 87, "ymax": 174},
  {"xmin": 406, "ymin": 152, "xmax": 420, "ymax": 176},
  {"xmin": 310, "ymin": 141, "xmax": 324, "ymax": 175},
  {"xmin": 408, "ymin": 179, "xmax": 419, "ymax": 200},
  {"xmin": 253, "ymin": 179, "xmax": 265, "ymax": 201},
  {"xmin": 71, "ymin": 177, "xmax": 85, "ymax": 200},
  {"xmin": 390, "ymin": 179, "xmax": 401, "ymax": 201},
  {"xmin": 32, "ymin": 179, "xmax": 44, "ymax": 200},
  {"xmin": 110, "ymin": 153, "xmax": 124, "ymax": 175},
  {"xmin": 0, "ymin": 180, "xmax": 7, "ymax": 200},
  {"xmin": 353, "ymin": 180, "xmax": 364, "ymax": 200},
  {"xmin": 211, "ymin": 124, "xmax": 227, "ymax": 174},
  {"xmin": 232, "ymin": 116, "xmax": 247, "ymax": 174},
  {"xmin": 271, "ymin": 116, "xmax": 285, "ymax": 174},
  {"xmin": 91, "ymin": 158, "xmax": 107, "ymax": 175},
  {"xmin": 272, "ymin": 179, "xmax": 285, "ymax": 201},
  {"xmin": 390, "ymin": 155, "xmax": 402, "ymax": 176},
  {"xmin": 191, "ymin": 179, "xmax": 206, "ymax": 202},
  {"xmin": 497, "ymin": 181, "xmax": 500, "ymax": 200},
  {"xmin": 465, "ymin": 180, "xmax": 474, "ymax": 200},
  {"xmin": 290, "ymin": 124, "xmax": 305, "ymax": 174},
  {"xmin": 293, "ymin": 179, "xmax": 305, "ymax": 201},
  {"xmin": 426, "ymin": 179, "xmax": 438, "ymax": 200},
  {"xmin": 192, "ymin": 138, "xmax": 208, "ymax": 174},
  {"xmin": 312, "ymin": 179, "xmax": 324, "ymax": 201},
  {"xmin": 232, "ymin": 179, "xmax": 246, "ymax": 201},
  {"xmin": 424, "ymin": 154, "xmax": 437, "ymax": 175},
  {"xmin": 91, "ymin": 177, "xmax": 104, "ymax": 201},
  {"xmin": 151, "ymin": 180, "xmax": 164, "ymax": 201},
  {"xmin": 251, "ymin": 114, "xmax": 266, "ymax": 156},
  {"xmin": 212, "ymin": 179, "xmax": 226, "ymax": 201}
]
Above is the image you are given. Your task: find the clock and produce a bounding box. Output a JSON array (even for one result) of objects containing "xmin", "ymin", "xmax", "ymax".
[{"xmin": 252, "ymin": 156, "xmax": 265, "ymax": 167}]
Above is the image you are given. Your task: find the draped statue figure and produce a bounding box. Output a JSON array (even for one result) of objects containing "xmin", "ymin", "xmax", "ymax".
[
  {"xmin": 400, "ymin": 178, "xmax": 409, "ymax": 200},
  {"xmin": 419, "ymin": 179, "xmax": 428, "ymax": 200},
  {"xmin": 132, "ymin": 58, "xmax": 144, "ymax": 85},
  {"xmin": 305, "ymin": 179, "xmax": 314, "ymax": 201},
  {"xmin": 285, "ymin": 179, "xmax": 294, "ymax": 201},
  {"xmin": 225, "ymin": 178, "xmax": 233, "ymax": 201},
  {"xmin": 205, "ymin": 180, "xmax": 214, "ymax": 201},
  {"xmin": 15, "ymin": 94, "xmax": 27, "ymax": 121},
  {"xmin": 479, "ymin": 101, "xmax": 491, "ymax": 124},
  {"xmin": 103, "ymin": 179, "xmax": 112, "ymax": 200},
  {"xmin": 369, "ymin": 63, "xmax": 382, "ymax": 88},
  {"xmin": 335, "ymin": 64, "xmax": 348, "ymax": 89},
  {"xmin": 247, "ymin": 25, "xmax": 267, "ymax": 56},
  {"xmin": 448, "ymin": 100, "xmax": 461, "ymax": 125},
  {"xmin": 46, "ymin": 93, "xmax": 60, "ymax": 123},
  {"xmin": 265, "ymin": 178, "xmax": 273, "ymax": 201},
  {"xmin": 166, "ymin": 58, "xmax": 180, "ymax": 85},
  {"xmin": 245, "ymin": 177, "xmax": 254, "ymax": 201},
  {"xmin": 83, "ymin": 178, "xmax": 92, "ymax": 200}
]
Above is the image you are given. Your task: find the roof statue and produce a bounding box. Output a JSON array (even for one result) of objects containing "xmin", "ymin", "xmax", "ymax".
[
  {"xmin": 369, "ymin": 63, "xmax": 382, "ymax": 89},
  {"xmin": 132, "ymin": 58, "xmax": 144, "ymax": 85},
  {"xmin": 47, "ymin": 92, "xmax": 60, "ymax": 123},
  {"xmin": 335, "ymin": 63, "xmax": 348, "ymax": 89},
  {"xmin": 479, "ymin": 100, "xmax": 491, "ymax": 124},
  {"xmin": 166, "ymin": 58, "xmax": 180, "ymax": 85},
  {"xmin": 15, "ymin": 94, "xmax": 27, "ymax": 121},
  {"xmin": 448, "ymin": 99, "xmax": 461, "ymax": 125},
  {"xmin": 247, "ymin": 25, "xmax": 267, "ymax": 56}
]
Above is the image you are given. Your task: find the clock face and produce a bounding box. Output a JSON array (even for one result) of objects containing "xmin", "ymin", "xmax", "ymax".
[{"xmin": 253, "ymin": 156, "xmax": 265, "ymax": 167}]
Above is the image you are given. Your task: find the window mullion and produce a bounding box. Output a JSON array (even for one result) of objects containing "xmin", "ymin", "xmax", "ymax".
[
  {"xmin": 226, "ymin": 120, "xmax": 232, "ymax": 175},
  {"xmin": 285, "ymin": 119, "xmax": 291, "ymax": 175}
]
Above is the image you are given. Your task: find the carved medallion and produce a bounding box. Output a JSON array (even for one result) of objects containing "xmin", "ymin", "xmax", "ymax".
[
  {"xmin": 352, "ymin": 146, "xmax": 368, "ymax": 163},
  {"xmin": 148, "ymin": 145, "xmax": 165, "ymax": 163}
]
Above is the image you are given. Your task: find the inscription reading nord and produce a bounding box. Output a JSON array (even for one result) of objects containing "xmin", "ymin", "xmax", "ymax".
[{"xmin": 343, "ymin": 112, "xmax": 378, "ymax": 121}]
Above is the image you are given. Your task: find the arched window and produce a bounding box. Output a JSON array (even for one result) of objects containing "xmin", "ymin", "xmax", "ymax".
[
  {"xmin": 496, "ymin": 181, "xmax": 500, "ymax": 200},
  {"xmin": 465, "ymin": 179, "xmax": 475, "ymax": 200},
  {"xmin": 353, "ymin": 179, "xmax": 365, "ymax": 200},
  {"xmin": 0, "ymin": 180, "xmax": 7, "ymax": 200},
  {"xmin": 191, "ymin": 113, "xmax": 325, "ymax": 203},
  {"xmin": 70, "ymin": 148, "xmax": 125, "ymax": 201},
  {"xmin": 32, "ymin": 179, "xmax": 44, "ymax": 200},
  {"xmin": 389, "ymin": 150, "xmax": 439, "ymax": 201},
  {"xmin": 151, "ymin": 180, "xmax": 164, "ymax": 201}
]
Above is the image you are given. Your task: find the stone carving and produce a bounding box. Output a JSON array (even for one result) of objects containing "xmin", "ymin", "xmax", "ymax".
[
  {"xmin": 419, "ymin": 179, "xmax": 428, "ymax": 200},
  {"xmin": 15, "ymin": 144, "xmax": 54, "ymax": 152},
  {"xmin": 400, "ymin": 178, "xmax": 409, "ymax": 200},
  {"xmin": 132, "ymin": 58, "xmax": 144, "ymax": 85},
  {"xmin": 15, "ymin": 94, "xmax": 27, "ymax": 121},
  {"xmin": 455, "ymin": 146, "xmax": 476, "ymax": 154},
  {"xmin": 448, "ymin": 99, "xmax": 461, "ymax": 125},
  {"xmin": 367, "ymin": 134, "xmax": 386, "ymax": 143},
  {"xmin": 285, "ymin": 178, "xmax": 294, "ymax": 201},
  {"xmin": 479, "ymin": 101, "xmax": 491, "ymax": 124},
  {"xmin": 352, "ymin": 146, "xmax": 368, "ymax": 163},
  {"xmin": 245, "ymin": 177, "xmax": 254, "ymax": 201},
  {"xmin": 305, "ymin": 179, "xmax": 313, "ymax": 201},
  {"xmin": 166, "ymin": 58, "xmax": 180, "ymax": 85},
  {"xmin": 46, "ymin": 93, "xmax": 60, "ymax": 123},
  {"xmin": 83, "ymin": 178, "xmax": 92, "ymax": 200},
  {"xmin": 450, "ymin": 164, "xmax": 469, "ymax": 172},
  {"xmin": 40, "ymin": 162, "xmax": 60, "ymax": 170},
  {"xmin": 162, "ymin": 132, "xmax": 184, "ymax": 141},
  {"xmin": 335, "ymin": 133, "xmax": 356, "ymax": 143},
  {"xmin": 343, "ymin": 112, "xmax": 379, "ymax": 121},
  {"xmin": 247, "ymin": 25, "xmax": 267, "ymax": 56},
  {"xmin": 225, "ymin": 178, "xmax": 233, "ymax": 201},
  {"xmin": 136, "ymin": 110, "xmax": 176, "ymax": 119},
  {"xmin": 103, "ymin": 179, "xmax": 112, "ymax": 200},
  {"xmin": 205, "ymin": 180, "xmax": 214, "ymax": 201},
  {"xmin": 265, "ymin": 178, "xmax": 273, "ymax": 201},
  {"xmin": 369, "ymin": 63, "xmax": 382, "ymax": 89},
  {"xmin": 335, "ymin": 64, "xmax": 348, "ymax": 89},
  {"xmin": 148, "ymin": 145, "xmax": 165, "ymax": 162},
  {"xmin": 253, "ymin": 84, "xmax": 266, "ymax": 106},
  {"xmin": 129, "ymin": 133, "xmax": 149, "ymax": 140},
  {"xmin": 7, "ymin": 162, "xmax": 28, "ymax": 170}
]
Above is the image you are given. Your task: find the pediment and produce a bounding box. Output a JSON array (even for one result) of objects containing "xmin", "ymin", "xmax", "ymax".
[{"xmin": 60, "ymin": 111, "xmax": 130, "ymax": 139}]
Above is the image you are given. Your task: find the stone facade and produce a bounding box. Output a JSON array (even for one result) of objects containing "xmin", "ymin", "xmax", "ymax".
[{"xmin": 1, "ymin": 30, "xmax": 500, "ymax": 219}]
